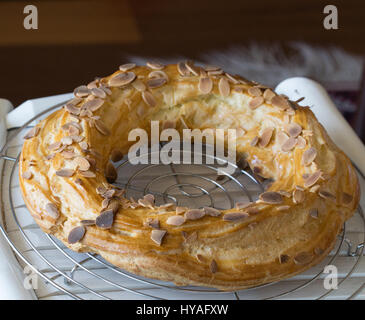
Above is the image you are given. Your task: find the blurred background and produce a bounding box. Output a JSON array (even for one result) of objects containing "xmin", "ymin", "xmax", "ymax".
[{"xmin": 0, "ymin": 0, "xmax": 364, "ymax": 140}]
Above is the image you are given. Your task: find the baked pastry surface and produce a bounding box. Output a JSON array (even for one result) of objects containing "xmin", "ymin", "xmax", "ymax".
[{"xmin": 19, "ymin": 62, "xmax": 360, "ymax": 290}]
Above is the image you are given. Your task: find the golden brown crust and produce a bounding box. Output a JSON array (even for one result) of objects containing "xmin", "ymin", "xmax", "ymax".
[{"xmin": 19, "ymin": 63, "xmax": 360, "ymax": 290}]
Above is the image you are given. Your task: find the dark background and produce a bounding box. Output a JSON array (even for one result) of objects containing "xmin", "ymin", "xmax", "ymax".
[{"xmin": 0, "ymin": 0, "xmax": 364, "ymax": 138}]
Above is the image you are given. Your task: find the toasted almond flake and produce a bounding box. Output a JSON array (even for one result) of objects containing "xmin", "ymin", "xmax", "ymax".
[
  {"xmin": 45, "ymin": 203, "xmax": 60, "ymax": 219},
  {"xmin": 79, "ymin": 170, "xmax": 96, "ymax": 178},
  {"xmin": 110, "ymin": 149, "xmax": 123, "ymax": 162},
  {"xmin": 279, "ymin": 254, "xmax": 290, "ymax": 264},
  {"xmin": 259, "ymin": 127, "xmax": 274, "ymax": 147},
  {"xmin": 304, "ymin": 170, "xmax": 322, "ymax": 188},
  {"xmin": 166, "ymin": 215, "xmax": 185, "ymax": 226},
  {"xmin": 24, "ymin": 127, "xmax": 40, "ymax": 139},
  {"xmin": 342, "ymin": 192, "xmax": 353, "ymax": 204},
  {"xmin": 208, "ymin": 69, "xmax": 223, "ymax": 76},
  {"xmin": 225, "ymin": 73, "xmax": 239, "ymax": 84},
  {"xmin": 138, "ymin": 198, "xmax": 154, "ymax": 209},
  {"xmin": 87, "ymin": 80, "xmax": 98, "ymax": 89},
  {"xmin": 79, "ymin": 141, "xmax": 88, "ymax": 150},
  {"xmin": 80, "ymin": 219, "xmax": 95, "ymax": 226},
  {"xmin": 177, "ymin": 61, "xmax": 190, "ymax": 76},
  {"xmin": 210, "ymin": 259, "xmax": 218, "ymax": 273},
  {"xmin": 96, "ymin": 210, "xmax": 114, "ymax": 229},
  {"xmin": 119, "ymin": 63, "xmax": 136, "ymax": 72},
  {"xmin": 185, "ymin": 61, "xmax": 199, "ymax": 76},
  {"xmin": 302, "ymin": 147, "xmax": 317, "ymax": 166},
  {"xmin": 271, "ymin": 95, "xmax": 289, "ymax": 109},
  {"xmin": 132, "ymin": 79, "xmax": 146, "ymax": 92},
  {"xmin": 101, "ymin": 198, "xmax": 110, "ymax": 209},
  {"xmin": 184, "ymin": 209, "xmax": 205, "ymax": 220},
  {"xmin": 48, "ymin": 141, "xmax": 62, "ymax": 151},
  {"xmin": 94, "ymin": 119, "xmax": 110, "ymax": 136},
  {"xmin": 203, "ymin": 207, "xmax": 221, "ymax": 216},
  {"xmin": 74, "ymin": 85, "xmax": 90, "ymax": 98},
  {"xmin": 100, "ymin": 85, "xmax": 112, "ymax": 95},
  {"xmin": 309, "ymin": 208, "xmax": 319, "ymax": 218},
  {"xmin": 235, "ymin": 201, "xmax": 252, "ymax": 209},
  {"xmin": 107, "ymin": 200, "xmax": 120, "ymax": 214},
  {"xmin": 248, "ymin": 86, "xmax": 262, "ymax": 97},
  {"xmin": 309, "ymin": 185, "xmax": 320, "ymax": 193},
  {"xmin": 285, "ymin": 123, "xmax": 302, "ymax": 137},
  {"xmin": 223, "ymin": 212, "xmax": 249, "ymax": 221},
  {"xmin": 281, "ymin": 137, "xmax": 297, "ymax": 152},
  {"xmin": 277, "ymin": 205, "xmax": 290, "ymax": 211},
  {"xmin": 91, "ymin": 88, "xmax": 106, "ymax": 99},
  {"xmin": 151, "ymin": 229, "xmax": 166, "ymax": 246},
  {"xmin": 296, "ymin": 136, "xmax": 306, "ymax": 149},
  {"xmin": 83, "ymin": 98, "xmax": 104, "ymax": 112},
  {"xmin": 278, "ymin": 190, "xmax": 291, "ymax": 198},
  {"xmin": 148, "ymin": 70, "xmax": 169, "ymax": 80},
  {"xmin": 142, "ymin": 91, "xmax": 156, "ymax": 107},
  {"xmin": 263, "ymin": 89, "xmax": 275, "ymax": 101},
  {"xmin": 259, "ymin": 191, "xmax": 283, "ymax": 204},
  {"xmin": 176, "ymin": 207, "xmax": 186, "ymax": 214},
  {"xmin": 147, "ymin": 61, "xmax": 165, "ymax": 70},
  {"xmin": 302, "ymin": 130, "xmax": 313, "ymax": 137},
  {"xmin": 144, "ymin": 218, "xmax": 160, "ymax": 229},
  {"xmin": 293, "ymin": 189, "xmax": 305, "ymax": 204},
  {"xmin": 61, "ymin": 150, "xmax": 76, "ymax": 159},
  {"xmin": 319, "ymin": 190, "xmax": 336, "ymax": 201},
  {"xmin": 218, "ymin": 78, "xmax": 230, "ymax": 97},
  {"xmin": 198, "ymin": 77, "xmax": 213, "ymax": 94},
  {"xmin": 249, "ymin": 96, "xmax": 264, "ymax": 110},
  {"xmin": 250, "ymin": 136, "xmax": 259, "ymax": 146},
  {"xmin": 69, "ymin": 97, "xmax": 83, "ymax": 105},
  {"xmin": 22, "ymin": 171, "xmax": 33, "ymax": 180},
  {"xmin": 68, "ymin": 226, "xmax": 86, "ymax": 244},
  {"xmin": 74, "ymin": 157, "xmax": 90, "ymax": 171},
  {"xmin": 64, "ymin": 103, "xmax": 80, "ymax": 115},
  {"xmin": 105, "ymin": 162, "xmax": 117, "ymax": 183},
  {"xmin": 159, "ymin": 203, "xmax": 174, "ymax": 209},
  {"xmin": 277, "ymin": 131, "xmax": 289, "ymax": 146},
  {"xmin": 56, "ymin": 169, "xmax": 75, "ymax": 177},
  {"xmin": 108, "ymin": 72, "xmax": 136, "ymax": 87},
  {"xmin": 294, "ymin": 252, "xmax": 313, "ymax": 265},
  {"xmin": 147, "ymin": 77, "xmax": 167, "ymax": 89},
  {"xmin": 103, "ymin": 189, "xmax": 116, "ymax": 199},
  {"xmin": 204, "ymin": 65, "xmax": 220, "ymax": 71}
]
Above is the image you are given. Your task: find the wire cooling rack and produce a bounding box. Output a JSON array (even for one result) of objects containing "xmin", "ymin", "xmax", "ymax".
[{"xmin": 0, "ymin": 100, "xmax": 365, "ymax": 300}]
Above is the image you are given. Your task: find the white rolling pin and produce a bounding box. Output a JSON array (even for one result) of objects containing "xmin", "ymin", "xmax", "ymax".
[{"xmin": 275, "ymin": 77, "xmax": 365, "ymax": 177}]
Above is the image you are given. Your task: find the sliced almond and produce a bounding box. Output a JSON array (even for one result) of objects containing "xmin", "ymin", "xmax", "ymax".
[
  {"xmin": 225, "ymin": 73, "xmax": 239, "ymax": 84},
  {"xmin": 185, "ymin": 61, "xmax": 199, "ymax": 76},
  {"xmin": 80, "ymin": 219, "xmax": 96, "ymax": 226},
  {"xmin": 74, "ymin": 157, "xmax": 90, "ymax": 171},
  {"xmin": 56, "ymin": 169, "xmax": 75, "ymax": 177},
  {"xmin": 61, "ymin": 150, "xmax": 76, "ymax": 159},
  {"xmin": 277, "ymin": 131, "xmax": 289, "ymax": 146},
  {"xmin": 148, "ymin": 70, "xmax": 169, "ymax": 80},
  {"xmin": 91, "ymin": 88, "xmax": 106, "ymax": 99},
  {"xmin": 144, "ymin": 218, "xmax": 160, "ymax": 229},
  {"xmin": 96, "ymin": 210, "xmax": 114, "ymax": 229},
  {"xmin": 293, "ymin": 189, "xmax": 305, "ymax": 204},
  {"xmin": 65, "ymin": 103, "xmax": 80, "ymax": 115},
  {"xmin": 259, "ymin": 191, "xmax": 283, "ymax": 204},
  {"xmin": 296, "ymin": 136, "xmax": 306, "ymax": 149},
  {"xmin": 304, "ymin": 170, "xmax": 322, "ymax": 188},
  {"xmin": 68, "ymin": 226, "xmax": 86, "ymax": 244},
  {"xmin": 146, "ymin": 61, "xmax": 165, "ymax": 70},
  {"xmin": 281, "ymin": 137, "xmax": 297, "ymax": 152},
  {"xmin": 210, "ymin": 259, "xmax": 218, "ymax": 273},
  {"xmin": 263, "ymin": 89, "xmax": 275, "ymax": 102},
  {"xmin": 277, "ymin": 205, "xmax": 290, "ymax": 211},
  {"xmin": 94, "ymin": 119, "xmax": 110, "ymax": 136},
  {"xmin": 132, "ymin": 79, "xmax": 146, "ymax": 92},
  {"xmin": 249, "ymin": 96, "xmax": 264, "ymax": 110},
  {"xmin": 302, "ymin": 147, "xmax": 317, "ymax": 166},
  {"xmin": 79, "ymin": 170, "xmax": 96, "ymax": 178},
  {"xmin": 203, "ymin": 207, "xmax": 221, "ymax": 216},
  {"xmin": 198, "ymin": 77, "xmax": 213, "ymax": 94},
  {"xmin": 24, "ymin": 127, "xmax": 40, "ymax": 140},
  {"xmin": 45, "ymin": 203, "xmax": 60, "ymax": 219},
  {"xmin": 218, "ymin": 78, "xmax": 230, "ymax": 97},
  {"xmin": 259, "ymin": 127, "xmax": 274, "ymax": 148},
  {"xmin": 223, "ymin": 212, "xmax": 249, "ymax": 221},
  {"xmin": 176, "ymin": 207, "xmax": 186, "ymax": 214},
  {"xmin": 166, "ymin": 215, "xmax": 185, "ymax": 226},
  {"xmin": 248, "ymin": 86, "xmax": 262, "ymax": 97},
  {"xmin": 108, "ymin": 72, "xmax": 136, "ymax": 87},
  {"xmin": 74, "ymin": 85, "xmax": 90, "ymax": 98},
  {"xmin": 151, "ymin": 229, "xmax": 166, "ymax": 246},
  {"xmin": 235, "ymin": 201, "xmax": 252, "ymax": 209},
  {"xmin": 119, "ymin": 63, "xmax": 136, "ymax": 72},
  {"xmin": 177, "ymin": 61, "xmax": 190, "ymax": 76},
  {"xmin": 184, "ymin": 209, "xmax": 205, "ymax": 220},
  {"xmin": 147, "ymin": 77, "xmax": 167, "ymax": 89},
  {"xmin": 250, "ymin": 136, "xmax": 259, "ymax": 146},
  {"xmin": 48, "ymin": 141, "xmax": 62, "ymax": 151},
  {"xmin": 142, "ymin": 91, "xmax": 156, "ymax": 107},
  {"xmin": 271, "ymin": 95, "xmax": 289, "ymax": 109},
  {"xmin": 285, "ymin": 123, "xmax": 302, "ymax": 137},
  {"xmin": 83, "ymin": 98, "xmax": 104, "ymax": 112}
]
